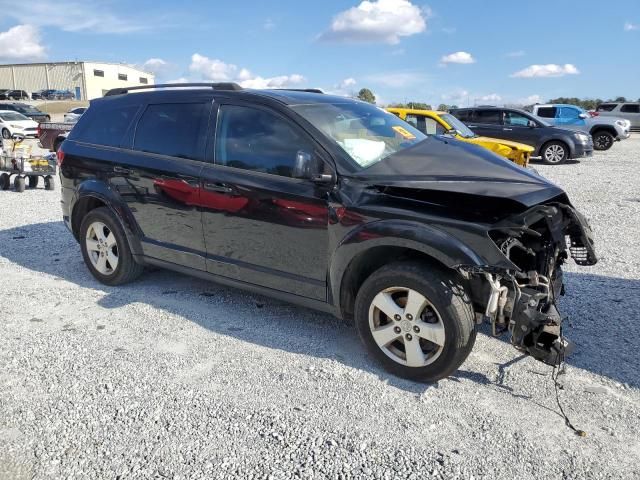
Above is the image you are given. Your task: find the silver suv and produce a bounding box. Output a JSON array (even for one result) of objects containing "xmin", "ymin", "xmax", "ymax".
[
  {"xmin": 596, "ymin": 102, "xmax": 640, "ymax": 131},
  {"xmin": 531, "ymin": 104, "xmax": 630, "ymax": 151}
]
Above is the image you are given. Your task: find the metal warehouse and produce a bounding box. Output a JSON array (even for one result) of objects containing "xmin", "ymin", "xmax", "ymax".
[{"xmin": 0, "ymin": 62, "xmax": 155, "ymax": 100}]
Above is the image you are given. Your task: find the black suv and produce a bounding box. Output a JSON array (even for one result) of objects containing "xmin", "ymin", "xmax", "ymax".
[
  {"xmin": 0, "ymin": 102, "xmax": 50, "ymax": 123},
  {"xmin": 450, "ymin": 107, "xmax": 594, "ymax": 164},
  {"xmin": 59, "ymin": 84, "xmax": 597, "ymax": 381}
]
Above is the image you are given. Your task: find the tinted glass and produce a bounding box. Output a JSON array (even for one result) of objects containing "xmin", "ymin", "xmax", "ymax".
[
  {"xmin": 597, "ymin": 104, "xmax": 617, "ymax": 112},
  {"xmin": 452, "ymin": 110, "xmax": 471, "ymax": 122},
  {"xmin": 620, "ymin": 104, "xmax": 640, "ymax": 113},
  {"xmin": 559, "ymin": 107, "xmax": 581, "ymax": 118},
  {"xmin": 439, "ymin": 113, "xmax": 476, "ymax": 138},
  {"xmin": 292, "ymin": 102, "xmax": 426, "ymax": 169},
  {"xmin": 536, "ymin": 107, "xmax": 557, "ymax": 118},
  {"xmin": 216, "ymin": 105, "xmax": 314, "ymax": 177},
  {"xmin": 504, "ymin": 111, "xmax": 531, "ymax": 126},
  {"xmin": 73, "ymin": 104, "xmax": 139, "ymax": 147},
  {"xmin": 134, "ymin": 103, "xmax": 208, "ymax": 160},
  {"xmin": 473, "ymin": 110, "xmax": 502, "ymax": 124}
]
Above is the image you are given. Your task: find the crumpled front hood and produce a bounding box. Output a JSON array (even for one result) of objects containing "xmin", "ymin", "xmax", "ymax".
[
  {"xmin": 351, "ymin": 136, "xmax": 565, "ymax": 208},
  {"xmin": 474, "ymin": 136, "xmax": 535, "ymax": 153}
]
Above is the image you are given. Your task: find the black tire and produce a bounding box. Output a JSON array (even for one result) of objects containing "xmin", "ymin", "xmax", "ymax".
[
  {"xmin": 79, "ymin": 207, "xmax": 144, "ymax": 286},
  {"xmin": 1, "ymin": 128, "xmax": 10, "ymax": 140},
  {"xmin": 0, "ymin": 173, "xmax": 9, "ymax": 190},
  {"xmin": 354, "ymin": 261, "xmax": 476, "ymax": 382},
  {"xmin": 592, "ymin": 130, "xmax": 614, "ymax": 151},
  {"xmin": 541, "ymin": 141, "xmax": 568, "ymax": 165},
  {"xmin": 44, "ymin": 175, "xmax": 55, "ymax": 191},
  {"xmin": 28, "ymin": 176, "xmax": 39, "ymax": 189},
  {"xmin": 14, "ymin": 176, "xmax": 25, "ymax": 193}
]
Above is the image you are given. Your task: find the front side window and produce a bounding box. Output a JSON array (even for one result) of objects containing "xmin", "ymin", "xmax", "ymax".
[
  {"xmin": 438, "ymin": 113, "xmax": 475, "ymax": 138},
  {"xmin": 621, "ymin": 104, "xmax": 640, "ymax": 113},
  {"xmin": 291, "ymin": 102, "xmax": 426, "ymax": 169},
  {"xmin": 134, "ymin": 103, "xmax": 208, "ymax": 160},
  {"xmin": 216, "ymin": 105, "xmax": 315, "ymax": 177},
  {"xmin": 405, "ymin": 115, "xmax": 444, "ymax": 136},
  {"xmin": 504, "ymin": 111, "xmax": 531, "ymax": 127},
  {"xmin": 559, "ymin": 106, "xmax": 581, "ymax": 119},
  {"xmin": 72, "ymin": 105, "xmax": 139, "ymax": 147},
  {"xmin": 473, "ymin": 109, "xmax": 502, "ymax": 125}
]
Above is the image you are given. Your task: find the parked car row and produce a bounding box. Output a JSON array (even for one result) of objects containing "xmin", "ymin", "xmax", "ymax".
[
  {"xmin": 0, "ymin": 89, "xmax": 76, "ymax": 100},
  {"xmin": 54, "ymin": 83, "xmax": 598, "ymax": 382}
]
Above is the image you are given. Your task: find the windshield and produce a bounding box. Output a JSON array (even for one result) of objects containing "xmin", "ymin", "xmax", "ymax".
[
  {"xmin": 17, "ymin": 106, "xmax": 41, "ymax": 114},
  {"xmin": 0, "ymin": 112, "xmax": 28, "ymax": 121},
  {"xmin": 292, "ymin": 102, "xmax": 426, "ymax": 169},
  {"xmin": 438, "ymin": 113, "xmax": 476, "ymax": 138}
]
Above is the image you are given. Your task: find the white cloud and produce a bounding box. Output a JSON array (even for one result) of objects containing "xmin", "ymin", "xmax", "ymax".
[
  {"xmin": 477, "ymin": 93, "xmax": 502, "ymax": 103},
  {"xmin": 337, "ymin": 77, "xmax": 357, "ymax": 89},
  {"xmin": 141, "ymin": 58, "xmax": 169, "ymax": 75},
  {"xmin": 0, "ymin": 25, "xmax": 46, "ymax": 61},
  {"xmin": 511, "ymin": 63, "xmax": 579, "ymax": 78},
  {"xmin": 440, "ymin": 51, "xmax": 475, "ymax": 64},
  {"xmin": 506, "ymin": 50, "xmax": 525, "ymax": 57},
  {"xmin": 518, "ymin": 94, "xmax": 543, "ymax": 105},
  {"xmin": 188, "ymin": 53, "xmax": 305, "ymax": 89},
  {"xmin": 624, "ymin": 22, "xmax": 639, "ymax": 31},
  {"xmin": 319, "ymin": 0, "xmax": 427, "ymax": 44},
  {"xmin": 441, "ymin": 27, "xmax": 456, "ymax": 34},
  {"xmin": 167, "ymin": 77, "xmax": 189, "ymax": 84},
  {"xmin": 264, "ymin": 18, "xmax": 276, "ymax": 30},
  {"xmin": 0, "ymin": 0, "xmax": 149, "ymax": 34},
  {"xmin": 440, "ymin": 89, "xmax": 469, "ymax": 105},
  {"xmin": 364, "ymin": 72, "xmax": 425, "ymax": 88}
]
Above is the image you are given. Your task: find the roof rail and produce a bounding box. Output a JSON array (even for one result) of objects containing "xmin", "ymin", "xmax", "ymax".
[
  {"xmin": 104, "ymin": 82, "xmax": 243, "ymax": 97},
  {"xmin": 274, "ymin": 88, "xmax": 324, "ymax": 94}
]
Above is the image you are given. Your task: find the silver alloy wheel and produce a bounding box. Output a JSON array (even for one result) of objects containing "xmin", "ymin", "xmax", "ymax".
[
  {"xmin": 544, "ymin": 144, "xmax": 565, "ymax": 163},
  {"xmin": 368, "ymin": 287, "xmax": 446, "ymax": 367},
  {"xmin": 85, "ymin": 221, "xmax": 119, "ymax": 275}
]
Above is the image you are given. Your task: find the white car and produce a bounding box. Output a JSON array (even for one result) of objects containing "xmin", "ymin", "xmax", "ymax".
[
  {"xmin": 0, "ymin": 110, "xmax": 39, "ymax": 139},
  {"xmin": 64, "ymin": 107, "xmax": 87, "ymax": 123}
]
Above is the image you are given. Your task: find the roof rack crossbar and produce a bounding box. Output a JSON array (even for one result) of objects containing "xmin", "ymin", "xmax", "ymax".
[
  {"xmin": 274, "ymin": 88, "xmax": 324, "ymax": 94},
  {"xmin": 104, "ymin": 82, "xmax": 243, "ymax": 97}
]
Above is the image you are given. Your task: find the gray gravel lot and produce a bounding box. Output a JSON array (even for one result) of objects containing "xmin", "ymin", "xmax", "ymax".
[{"xmin": 1, "ymin": 137, "xmax": 639, "ymax": 479}]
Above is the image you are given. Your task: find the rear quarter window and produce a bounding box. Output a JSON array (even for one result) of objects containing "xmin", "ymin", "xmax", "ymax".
[
  {"xmin": 473, "ymin": 110, "xmax": 502, "ymax": 125},
  {"xmin": 620, "ymin": 104, "xmax": 640, "ymax": 113},
  {"xmin": 596, "ymin": 103, "xmax": 617, "ymax": 112},
  {"xmin": 451, "ymin": 110, "xmax": 470, "ymax": 122},
  {"xmin": 71, "ymin": 104, "xmax": 140, "ymax": 147},
  {"xmin": 536, "ymin": 107, "xmax": 557, "ymax": 118}
]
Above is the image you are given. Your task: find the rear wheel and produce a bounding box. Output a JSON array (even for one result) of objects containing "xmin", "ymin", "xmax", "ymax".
[
  {"xmin": 28, "ymin": 176, "xmax": 39, "ymax": 189},
  {"xmin": 44, "ymin": 175, "xmax": 55, "ymax": 191},
  {"xmin": 354, "ymin": 262, "xmax": 476, "ymax": 382},
  {"xmin": 14, "ymin": 176, "xmax": 25, "ymax": 192},
  {"xmin": 2, "ymin": 128, "xmax": 10, "ymax": 140},
  {"xmin": 79, "ymin": 207, "xmax": 144, "ymax": 285},
  {"xmin": 592, "ymin": 130, "xmax": 614, "ymax": 151},
  {"xmin": 541, "ymin": 141, "xmax": 568, "ymax": 165}
]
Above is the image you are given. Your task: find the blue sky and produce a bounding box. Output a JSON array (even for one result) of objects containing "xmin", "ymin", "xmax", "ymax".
[{"xmin": 0, "ymin": 0, "xmax": 638, "ymax": 106}]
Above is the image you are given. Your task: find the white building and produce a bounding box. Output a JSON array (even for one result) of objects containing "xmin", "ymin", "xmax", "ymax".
[{"xmin": 0, "ymin": 61, "xmax": 155, "ymax": 100}]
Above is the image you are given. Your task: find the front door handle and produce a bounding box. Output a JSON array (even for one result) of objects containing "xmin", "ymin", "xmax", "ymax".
[
  {"xmin": 113, "ymin": 166, "xmax": 131, "ymax": 174},
  {"xmin": 503, "ymin": 128, "xmax": 513, "ymax": 131},
  {"xmin": 203, "ymin": 182, "xmax": 233, "ymax": 194}
]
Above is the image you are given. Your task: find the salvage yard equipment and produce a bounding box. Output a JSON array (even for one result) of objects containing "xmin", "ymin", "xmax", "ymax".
[{"xmin": 0, "ymin": 136, "xmax": 56, "ymax": 192}]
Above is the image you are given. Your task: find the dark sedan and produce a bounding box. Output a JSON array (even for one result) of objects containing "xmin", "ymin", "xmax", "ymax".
[{"xmin": 0, "ymin": 102, "xmax": 50, "ymax": 123}]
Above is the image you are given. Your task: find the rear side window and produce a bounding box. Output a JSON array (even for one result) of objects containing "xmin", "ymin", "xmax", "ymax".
[
  {"xmin": 620, "ymin": 104, "xmax": 640, "ymax": 113},
  {"xmin": 597, "ymin": 103, "xmax": 617, "ymax": 112},
  {"xmin": 134, "ymin": 103, "xmax": 209, "ymax": 160},
  {"xmin": 473, "ymin": 110, "xmax": 502, "ymax": 125},
  {"xmin": 73, "ymin": 104, "xmax": 139, "ymax": 147},
  {"xmin": 215, "ymin": 104, "xmax": 314, "ymax": 177},
  {"xmin": 536, "ymin": 107, "xmax": 557, "ymax": 118}
]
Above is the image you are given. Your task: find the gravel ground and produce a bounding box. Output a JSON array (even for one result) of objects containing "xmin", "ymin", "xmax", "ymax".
[{"xmin": 1, "ymin": 137, "xmax": 639, "ymax": 479}]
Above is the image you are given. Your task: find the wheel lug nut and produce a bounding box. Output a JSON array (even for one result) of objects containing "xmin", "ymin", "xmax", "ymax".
[
  {"xmin": 405, "ymin": 334, "xmax": 413, "ymax": 341},
  {"xmin": 406, "ymin": 314, "xmax": 413, "ymax": 321},
  {"xmin": 394, "ymin": 326, "xmax": 401, "ymax": 334},
  {"xmin": 394, "ymin": 314, "xmax": 401, "ymax": 321},
  {"xmin": 413, "ymin": 326, "xmax": 420, "ymax": 333}
]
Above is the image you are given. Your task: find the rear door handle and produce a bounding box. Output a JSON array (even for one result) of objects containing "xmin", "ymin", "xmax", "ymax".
[
  {"xmin": 203, "ymin": 182, "xmax": 233, "ymax": 194},
  {"xmin": 113, "ymin": 166, "xmax": 131, "ymax": 174}
]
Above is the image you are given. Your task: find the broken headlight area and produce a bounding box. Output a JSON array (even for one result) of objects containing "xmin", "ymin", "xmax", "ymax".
[{"xmin": 461, "ymin": 203, "xmax": 597, "ymax": 366}]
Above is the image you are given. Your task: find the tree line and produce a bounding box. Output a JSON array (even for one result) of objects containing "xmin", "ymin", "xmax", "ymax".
[{"xmin": 356, "ymin": 88, "xmax": 638, "ymax": 110}]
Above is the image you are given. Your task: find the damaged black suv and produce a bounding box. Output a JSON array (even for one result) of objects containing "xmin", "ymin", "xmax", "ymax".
[{"xmin": 59, "ymin": 84, "xmax": 597, "ymax": 381}]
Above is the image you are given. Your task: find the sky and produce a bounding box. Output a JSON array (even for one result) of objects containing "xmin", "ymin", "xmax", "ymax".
[{"xmin": 0, "ymin": 0, "xmax": 638, "ymax": 106}]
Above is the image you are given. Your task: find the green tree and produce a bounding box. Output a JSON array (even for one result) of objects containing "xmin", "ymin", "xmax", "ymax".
[
  {"xmin": 357, "ymin": 88, "xmax": 376, "ymax": 104},
  {"xmin": 437, "ymin": 104, "xmax": 449, "ymax": 111}
]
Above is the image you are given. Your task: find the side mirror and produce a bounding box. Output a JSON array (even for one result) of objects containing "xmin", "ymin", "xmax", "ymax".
[
  {"xmin": 293, "ymin": 150, "xmax": 333, "ymax": 184},
  {"xmin": 11, "ymin": 133, "xmax": 25, "ymax": 141},
  {"xmin": 527, "ymin": 120, "xmax": 537, "ymax": 128},
  {"xmin": 578, "ymin": 113, "xmax": 588, "ymax": 119},
  {"xmin": 446, "ymin": 128, "xmax": 458, "ymax": 136}
]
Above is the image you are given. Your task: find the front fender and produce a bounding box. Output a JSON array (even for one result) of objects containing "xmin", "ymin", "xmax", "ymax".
[
  {"xmin": 329, "ymin": 219, "xmax": 496, "ymax": 309},
  {"xmin": 71, "ymin": 180, "xmax": 143, "ymax": 256}
]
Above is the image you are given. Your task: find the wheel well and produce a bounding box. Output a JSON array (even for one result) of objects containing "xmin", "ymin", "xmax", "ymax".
[
  {"xmin": 71, "ymin": 196, "xmax": 106, "ymax": 239},
  {"xmin": 338, "ymin": 246, "xmax": 450, "ymax": 322},
  {"xmin": 590, "ymin": 126, "xmax": 616, "ymax": 137}
]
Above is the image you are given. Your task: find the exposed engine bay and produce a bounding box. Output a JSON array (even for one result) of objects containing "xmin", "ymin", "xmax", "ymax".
[{"xmin": 461, "ymin": 203, "xmax": 597, "ymax": 366}]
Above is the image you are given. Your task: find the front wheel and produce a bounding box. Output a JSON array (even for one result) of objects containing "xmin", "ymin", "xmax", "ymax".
[
  {"xmin": 354, "ymin": 262, "xmax": 476, "ymax": 382},
  {"xmin": 592, "ymin": 131, "xmax": 614, "ymax": 151},
  {"xmin": 1, "ymin": 128, "xmax": 10, "ymax": 140},
  {"xmin": 541, "ymin": 141, "xmax": 568, "ymax": 165}
]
